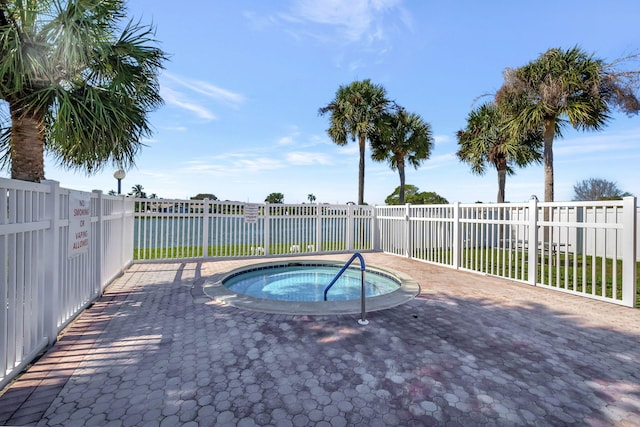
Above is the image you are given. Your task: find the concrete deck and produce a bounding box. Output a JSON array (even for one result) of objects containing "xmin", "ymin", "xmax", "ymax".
[{"xmin": 1, "ymin": 253, "xmax": 639, "ymax": 426}]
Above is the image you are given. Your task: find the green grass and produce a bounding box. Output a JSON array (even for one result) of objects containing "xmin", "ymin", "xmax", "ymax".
[
  {"xmin": 455, "ymin": 248, "xmax": 639, "ymax": 307},
  {"xmin": 133, "ymin": 241, "xmax": 372, "ymax": 260},
  {"xmin": 134, "ymin": 244, "xmax": 639, "ymax": 307}
]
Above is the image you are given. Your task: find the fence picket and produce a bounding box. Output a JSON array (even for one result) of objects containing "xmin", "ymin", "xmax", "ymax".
[{"xmin": 1, "ymin": 177, "xmax": 637, "ymax": 390}]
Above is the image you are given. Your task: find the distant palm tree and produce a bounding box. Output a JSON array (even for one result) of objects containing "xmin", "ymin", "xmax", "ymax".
[
  {"xmin": 371, "ymin": 107, "xmax": 434, "ymax": 205},
  {"xmin": 307, "ymin": 194, "xmax": 316, "ymax": 203},
  {"xmin": 0, "ymin": 0, "xmax": 166, "ymax": 182},
  {"xmin": 457, "ymin": 102, "xmax": 542, "ymax": 203},
  {"xmin": 130, "ymin": 184, "xmax": 146, "ymax": 198},
  {"xmin": 497, "ymin": 46, "xmax": 640, "ymax": 201},
  {"xmin": 319, "ymin": 79, "xmax": 391, "ymax": 205}
]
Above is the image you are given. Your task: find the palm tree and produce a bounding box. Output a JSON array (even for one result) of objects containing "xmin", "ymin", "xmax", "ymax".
[
  {"xmin": 0, "ymin": 0, "xmax": 166, "ymax": 182},
  {"xmin": 497, "ymin": 46, "xmax": 640, "ymax": 201},
  {"xmin": 370, "ymin": 107, "xmax": 434, "ymax": 205},
  {"xmin": 307, "ymin": 194, "xmax": 316, "ymax": 203},
  {"xmin": 319, "ymin": 79, "xmax": 391, "ymax": 205},
  {"xmin": 130, "ymin": 184, "xmax": 146, "ymax": 198},
  {"xmin": 457, "ymin": 102, "xmax": 542, "ymax": 203}
]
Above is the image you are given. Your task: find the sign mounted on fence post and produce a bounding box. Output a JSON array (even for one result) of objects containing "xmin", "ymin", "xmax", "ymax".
[
  {"xmin": 69, "ymin": 190, "xmax": 91, "ymax": 257},
  {"xmin": 244, "ymin": 204, "xmax": 259, "ymax": 224}
]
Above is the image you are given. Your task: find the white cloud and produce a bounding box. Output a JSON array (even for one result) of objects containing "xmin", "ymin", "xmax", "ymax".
[
  {"xmin": 160, "ymin": 125, "xmax": 188, "ymax": 132},
  {"xmin": 434, "ymin": 134, "xmax": 453, "ymax": 145},
  {"xmin": 278, "ymin": 135, "xmax": 297, "ymax": 145},
  {"xmin": 555, "ymin": 130, "xmax": 640, "ymax": 156},
  {"xmin": 163, "ymin": 72, "xmax": 246, "ymax": 109},
  {"xmin": 161, "ymin": 87, "xmax": 216, "ymax": 121},
  {"xmin": 180, "ymin": 155, "xmax": 285, "ymax": 177},
  {"xmin": 286, "ymin": 152, "xmax": 332, "ymax": 165},
  {"xmin": 236, "ymin": 158, "xmax": 284, "ymax": 171},
  {"xmin": 289, "ymin": 0, "xmax": 404, "ymax": 43},
  {"xmin": 335, "ymin": 144, "xmax": 359, "ymax": 155},
  {"xmin": 264, "ymin": 0, "xmax": 410, "ymax": 51},
  {"xmin": 422, "ymin": 153, "xmax": 458, "ymax": 169}
]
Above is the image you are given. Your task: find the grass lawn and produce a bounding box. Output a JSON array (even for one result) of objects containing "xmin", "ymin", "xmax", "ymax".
[{"xmin": 134, "ymin": 245, "xmax": 640, "ymax": 307}]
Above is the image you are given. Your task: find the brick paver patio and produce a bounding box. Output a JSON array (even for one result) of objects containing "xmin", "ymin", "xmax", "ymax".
[{"xmin": 1, "ymin": 253, "xmax": 639, "ymax": 426}]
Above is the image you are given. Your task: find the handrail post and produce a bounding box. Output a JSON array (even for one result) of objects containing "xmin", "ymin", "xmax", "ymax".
[
  {"xmin": 358, "ymin": 268, "xmax": 368, "ymax": 325},
  {"xmin": 323, "ymin": 252, "xmax": 368, "ymax": 325}
]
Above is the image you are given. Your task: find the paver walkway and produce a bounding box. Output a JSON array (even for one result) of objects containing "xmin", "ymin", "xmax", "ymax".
[{"xmin": 1, "ymin": 253, "xmax": 640, "ymax": 426}]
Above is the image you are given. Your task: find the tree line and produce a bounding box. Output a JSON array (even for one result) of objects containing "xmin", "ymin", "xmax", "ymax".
[{"xmin": 321, "ymin": 48, "xmax": 639, "ymax": 204}]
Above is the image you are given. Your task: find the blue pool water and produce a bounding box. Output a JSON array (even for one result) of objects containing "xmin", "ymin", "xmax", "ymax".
[{"xmin": 223, "ymin": 265, "xmax": 400, "ymax": 302}]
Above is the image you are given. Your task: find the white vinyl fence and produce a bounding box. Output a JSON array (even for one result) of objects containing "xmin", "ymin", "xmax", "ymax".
[
  {"xmin": 2, "ymin": 183, "xmax": 638, "ymax": 390},
  {"xmin": 132, "ymin": 199, "xmax": 377, "ymax": 260},
  {"xmin": 378, "ymin": 197, "xmax": 637, "ymax": 307},
  {"xmin": 0, "ymin": 179, "xmax": 133, "ymax": 390}
]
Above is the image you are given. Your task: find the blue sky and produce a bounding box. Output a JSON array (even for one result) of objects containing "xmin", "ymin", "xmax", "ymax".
[{"xmin": 30, "ymin": 1, "xmax": 640, "ymax": 204}]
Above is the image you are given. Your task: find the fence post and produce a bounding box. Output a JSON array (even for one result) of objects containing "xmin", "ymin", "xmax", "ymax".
[
  {"xmin": 347, "ymin": 204, "xmax": 355, "ymax": 251},
  {"xmin": 264, "ymin": 203, "xmax": 270, "ymax": 256},
  {"xmin": 622, "ymin": 196, "xmax": 637, "ymax": 307},
  {"xmin": 404, "ymin": 204, "xmax": 411, "ymax": 258},
  {"xmin": 121, "ymin": 195, "xmax": 128, "ymax": 267},
  {"xmin": 372, "ymin": 206, "xmax": 380, "ymax": 251},
  {"xmin": 42, "ymin": 180, "xmax": 61, "ymax": 345},
  {"xmin": 93, "ymin": 190, "xmax": 104, "ymax": 295},
  {"xmin": 316, "ymin": 204, "xmax": 323, "ymax": 252},
  {"xmin": 527, "ymin": 197, "xmax": 539, "ymax": 286},
  {"xmin": 203, "ymin": 199, "xmax": 210, "ymax": 258},
  {"xmin": 453, "ymin": 202, "xmax": 460, "ymax": 269}
]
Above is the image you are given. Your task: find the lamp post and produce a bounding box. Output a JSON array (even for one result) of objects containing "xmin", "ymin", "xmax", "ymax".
[{"xmin": 113, "ymin": 169, "xmax": 126, "ymax": 195}]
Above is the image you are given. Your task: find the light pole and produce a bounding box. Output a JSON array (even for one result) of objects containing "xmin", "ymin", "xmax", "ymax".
[{"xmin": 113, "ymin": 169, "xmax": 126, "ymax": 195}]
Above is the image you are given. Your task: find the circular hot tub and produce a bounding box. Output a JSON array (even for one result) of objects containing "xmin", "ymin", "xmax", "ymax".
[{"xmin": 203, "ymin": 260, "xmax": 420, "ymax": 315}]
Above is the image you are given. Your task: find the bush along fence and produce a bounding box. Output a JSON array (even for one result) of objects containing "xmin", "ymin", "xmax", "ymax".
[{"xmin": 0, "ymin": 178, "xmax": 133, "ymax": 390}]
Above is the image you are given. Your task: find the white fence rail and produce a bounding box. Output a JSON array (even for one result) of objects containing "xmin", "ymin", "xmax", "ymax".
[
  {"xmin": 2, "ymin": 182, "xmax": 638, "ymax": 390},
  {"xmin": 132, "ymin": 199, "xmax": 377, "ymax": 260},
  {"xmin": 378, "ymin": 198, "xmax": 637, "ymax": 307},
  {"xmin": 0, "ymin": 179, "xmax": 133, "ymax": 390}
]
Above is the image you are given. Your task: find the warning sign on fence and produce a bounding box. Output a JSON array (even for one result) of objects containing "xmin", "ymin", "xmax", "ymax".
[
  {"xmin": 69, "ymin": 191, "xmax": 91, "ymax": 257},
  {"xmin": 244, "ymin": 204, "xmax": 259, "ymax": 224}
]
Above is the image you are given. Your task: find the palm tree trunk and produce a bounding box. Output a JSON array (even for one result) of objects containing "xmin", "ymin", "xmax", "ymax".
[
  {"xmin": 497, "ymin": 168, "xmax": 506, "ymax": 203},
  {"xmin": 358, "ymin": 133, "xmax": 366, "ymax": 205},
  {"xmin": 398, "ymin": 160, "xmax": 406, "ymax": 205},
  {"xmin": 543, "ymin": 119, "xmax": 555, "ymax": 202},
  {"xmin": 542, "ymin": 118, "xmax": 556, "ymax": 245},
  {"xmin": 496, "ymin": 155, "xmax": 507, "ymax": 203},
  {"xmin": 10, "ymin": 103, "xmax": 46, "ymax": 182}
]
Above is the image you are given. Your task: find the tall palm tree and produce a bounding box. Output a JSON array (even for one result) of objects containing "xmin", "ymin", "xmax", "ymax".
[
  {"xmin": 130, "ymin": 184, "xmax": 146, "ymax": 198},
  {"xmin": 319, "ymin": 79, "xmax": 391, "ymax": 205},
  {"xmin": 457, "ymin": 102, "xmax": 542, "ymax": 203},
  {"xmin": 0, "ymin": 0, "xmax": 166, "ymax": 182},
  {"xmin": 370, "ymin": 107, "xmax": 434, "ymax": 205},
  {"xmin": 497, "ymin": 46, "xmax": 640, "ymax": 201}
]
